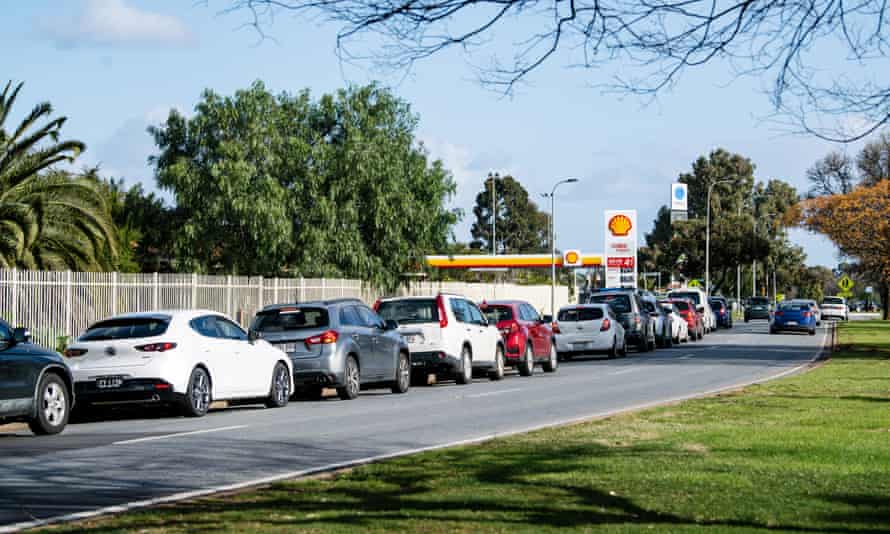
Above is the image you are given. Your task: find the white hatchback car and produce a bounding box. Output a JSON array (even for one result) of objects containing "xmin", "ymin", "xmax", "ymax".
[
  {"xmin": 375, "ymin": 294, "xmax": 505, "ymax": 384},
  {"xmin": 554, "ymin": 304, "xmax": 626, "ymax": 359},
  {"xmin": 65, "ymin": 310, "xmax": 293, "ymax": 417},
  {"xmin": 659, "ymin": 301, "xmax": 689, "ymax": 344},
  {"xmin": 667, "ymin": 288, "xmax": 716, "ymax": 333}
]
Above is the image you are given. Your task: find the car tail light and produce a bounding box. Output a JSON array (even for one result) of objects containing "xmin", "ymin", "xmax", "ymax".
[
  {"xmin": 775, "ymin": 311, "xmax": 783, "ymax": 317},
  {"xmin": 372, "ymin": 299, "xmax": 381, "ymax": 311},
  {"xmin": 135, "ymin": 342, "xmax": 178, "ymax": 352},
  {"xmin": 551, "ymin": 322, "xmax": 561, "ymax": 334},
  {"xmin": 64, "ymin": 348, "xmax": 87, "ymax": 357},
  {"xmin": 154, "ymin": 383, "xmax": 171, "ymax": 390},
  {"xmin": 634, "ymin": 314, "xmax": 641, "ymax": 326},
  {"xmin": 305, "ymin": 330, "xmax": 339, "ymax": 348},
  {"xmin": 601, "ymin": 318, "xmax": 611, "ymax": 331},
  {"xmin": 436, "ymin": 295, "xmax": 448, "ymax": 328},
  {"xmin": 500, "ymin": 322, "xmax": 519, "ymax": 336},
  {"xmin": 803, "ymin": 311, "xmax": 811, "ymax": 318}
]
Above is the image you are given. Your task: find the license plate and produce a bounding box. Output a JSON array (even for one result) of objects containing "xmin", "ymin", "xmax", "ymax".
[
  {"xmin": 572, "ymin": 342, "xmax": 591, "ymax": 350},
  {"xmin": 277, "ymin": 343, "xmax": 298, "ymax": 353},
  {"xmin": 786, "ymin": 321, "xmax": 798, "ymax": 326},
  {"xmin": 96, "ymin": 376, "xmax": 124, "ymax": 389},
  {"xmin": 404, "ymin": 334, "xmax": 424, "ymax": 344}
]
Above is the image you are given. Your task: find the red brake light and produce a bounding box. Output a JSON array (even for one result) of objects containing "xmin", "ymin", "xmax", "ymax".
[
  {"xmin": 135, "ymin": 342, "xmax": 177, "ymax": 352},
  {"xmin": 775, "ymin": 311, "xmax": 783, "ymax": 317},
  {"xmin": 305, "ymin": 330, "xmax": 339, "ymax": 348},
  {"xmin": 803, "ymin": 311, "xmax": 811, "ymax": 317},
  {"xmin": 601, "ymin": 318, "xmax": 611, "ymax": 331},
  {"xmin": 372, "ymin": 299, "xmax": 381, "ymax": 311},
  {"xmin": 64, "ymin": 348, "xmax": 87, "ymax": 358},
  {"xmin": 634, "ymin": 314, "xmax": 641, "ymax": 325},
  {"xmin": 436, "ymin": 295, "xmax": 448, "ymax": 328}
]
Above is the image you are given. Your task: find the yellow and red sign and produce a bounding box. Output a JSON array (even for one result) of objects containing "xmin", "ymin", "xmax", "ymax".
[
  {"xmin": 426, "ymin": 253, "xmax": 602, "ymax": 269},
  {"xmin": 608, "ymin": 214, "xmax": 633, "ymax": 237},
  {"xmin": 563, "ymin": 249, "xmax": 582, "ymax": 267}
]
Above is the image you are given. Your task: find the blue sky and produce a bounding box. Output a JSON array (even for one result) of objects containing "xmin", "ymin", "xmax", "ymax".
[{"xmin": 2, "ymin": 0, "xmax": 868, "ymax": 268}]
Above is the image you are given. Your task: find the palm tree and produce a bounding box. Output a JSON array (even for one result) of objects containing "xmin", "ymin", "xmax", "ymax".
[{"xmin": 0, "ymin": 81, "xmax": 117, "ymax": 270}]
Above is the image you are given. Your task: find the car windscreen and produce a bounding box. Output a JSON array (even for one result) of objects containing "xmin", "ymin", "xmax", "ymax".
[
  {"xmin": 80, "ymin": 317, "xmax": 170, "ymax": 341},
  {"xmin": 376, "ymin": 299, "xmax": 439, "ymax": 325},
  {"xmin": 822, "ymin": 297, "xmax": 844, "ymax": 305},
  {"xmin": 750, "ymin": 297, "xmax": 770, "ymax": 306},
  {"xmin": 709, "ymin": 299, "xmax": 725, "ymax": 309},
  {"xmin": 558, "ymin": 308, "xmax": 604, "ymax": 321},
  {"xmin": 670, "ymin": 292, "xmax": 701, "ymax": 305},
  {"xmin": 253, "ymin": 307, "xmax": 329, "ymax": 332},
  {"xmin": 588, "ymin": 294, "xmax": 632, "ymax": 314},
  {"xmin": 482, "ymin": 305, "xmax": 513, "ymax": 323},
  {"xmin": 671, "ymin": 300, "xmax": 690, "ymax": 311}
]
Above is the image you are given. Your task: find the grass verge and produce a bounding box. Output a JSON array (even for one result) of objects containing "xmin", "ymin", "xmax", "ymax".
[{"xmin": 43, "ymin": 321, "xmax": 890, "ymax": 533}]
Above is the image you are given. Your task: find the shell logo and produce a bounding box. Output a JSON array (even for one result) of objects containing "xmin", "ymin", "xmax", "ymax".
[
  {"xmin": 608, "ymin": 214, "xmax": 633, "ymax": 237},
  {"xmin": 563, "ymin": 250, "xmax": 581, "ymax": 266}
]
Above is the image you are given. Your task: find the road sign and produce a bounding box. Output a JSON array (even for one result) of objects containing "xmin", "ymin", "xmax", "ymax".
[
  {"xmin": 688, "ymin": 279, "xmax": 702, "ymax": 288},
  {"xmin": 866, "ymin": 286, "xmax": 874, "ymax": 294},
  {"xmin": 563, "ymin": 249, "xmax": 582, "ymax": 267},
  {"xmin": 838, "ymin": 275, "xmax": 854, "ymax": 292},
  {"xmin": 776, "ymin": 293, "xmax": 785, "ymax": 302}
]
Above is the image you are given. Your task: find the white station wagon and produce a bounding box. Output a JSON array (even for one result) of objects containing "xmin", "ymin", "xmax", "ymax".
[{"xmin": 65, "ymin": 310, "xmax": 293, "ymax": 417}]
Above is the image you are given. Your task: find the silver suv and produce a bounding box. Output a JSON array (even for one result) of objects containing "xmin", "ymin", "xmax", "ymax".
[{"xmin": 251, "ymin": 299, "xmax": 410, "ymax": 400}]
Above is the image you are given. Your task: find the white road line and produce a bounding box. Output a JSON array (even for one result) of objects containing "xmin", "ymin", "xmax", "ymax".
[
  {"xmin": 0, "ymin": 326, "xmax": 831, "ymax": 534},
  {"xmin": 466, "ymin": 388, "xmax": 522, "ymax": 399},
  {"xmin": 609, "ymin": 368, "xmax": 642, "ymax": 375},
  {"xmin": 112, "ymin": 425, "xmax": 248, "ymax": 446}
]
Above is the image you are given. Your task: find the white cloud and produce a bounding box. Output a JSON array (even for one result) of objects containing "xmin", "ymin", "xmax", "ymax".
[{"xmin": 38, "ymin": 0, "xmax": 194, "ymax": 49}]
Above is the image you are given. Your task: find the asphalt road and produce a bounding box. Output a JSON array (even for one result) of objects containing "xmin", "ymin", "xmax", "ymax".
[{"xmin": 0, "ymin": 320, "xmax": 829, "ymax": 531}]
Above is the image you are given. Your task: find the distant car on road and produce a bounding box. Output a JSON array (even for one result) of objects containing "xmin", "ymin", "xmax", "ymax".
[
  {"xmin": 708, "ymin": 297, "xmax": 733, "ymax": 328},
  {"xmin": 478, "ymin": 300, "xmax": 557, "ymax": 376},
  {"xmin": 770, "ymin": 302, "xmax": 817, "ymax": 335},
  {"xmin": 790, "ymin": 299, "xmax": 821, "ymax": 326},
  {"xmin": 641, "ymin": 298, "xmax": 673, "ymax": 348},
  {"xmin": 667, "ymin": 288, "xmax": 716, "ymax": 333},
  {"xmin": 665, "ymin": 298, "xmax": 703, "ymax": 341},
  {"xmin": 820, "ymin": 296, "xmax": 849, "ymax": 321},
  {"xmin": 375, "ymin": 294, "xmax": 505, "ymax": 384},
  {"xmin": 588, "ymin": 289, "xmax": 656, "ymax": 352},
  {"xmin": 0, "ymin": 319, "xmax": 73, "ymax": 435},
  {"xmin": 553, "ymin": 304, "xmax": 626, "ymax": 359},
  {"xmin": 658, "ymin": 300, "xmax": 689, "ymax": 344},
  {"xmin": 255, "ymin": 299, "xmax": 410, "ymax": 400},
  {"xmin": 745, "ymin": 296, "xmax": 772, "ymax": 322},
  {"xmin": 66, "ymin": 310, "xmax": 293, "ymax": 417}
]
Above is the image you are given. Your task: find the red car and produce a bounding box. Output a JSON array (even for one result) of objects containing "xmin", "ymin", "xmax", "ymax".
[
  {"xmin": 663, "ymin": 298, "xmax": 704, "ymax": 341},
  {"xmin": 479, "ymin": 300, "xmax": 557, "ymax": 376}
]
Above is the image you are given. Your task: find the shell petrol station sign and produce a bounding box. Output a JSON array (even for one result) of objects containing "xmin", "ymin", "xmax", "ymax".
[
  {"xmin": 425, "ymin": 252, "xmax": 602, "ymax": 269},
  {"xmin": 604, "ymin": 209, "xmax": 638, "ymax": 288}
]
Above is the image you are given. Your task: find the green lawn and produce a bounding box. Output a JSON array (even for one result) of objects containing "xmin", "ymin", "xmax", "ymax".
[{"xmin": 44, "ymin": 321, "xmax": 890, "ymax": 533}]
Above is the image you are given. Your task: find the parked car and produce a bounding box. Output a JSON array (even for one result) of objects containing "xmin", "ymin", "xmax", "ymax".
[
  {"xmin": 254, "ymin": 299, "xmax": 410, "ymax": 400},
  {"xmin": 0, "ymin": 320, "xmax": 74, "ymax": 435},
  {"xmin": 770, "ymin": 302, "xmax": 817, "ymax": 335},
  {"xmin": 744, "ymin": 296, "xmax": 772, "ymax": 322},
  {"xmin": 820, "ymin": 296, "xmax": 849, "ymax": 321},
  {"xmin": 478, "ymin": 300, "xmax": 557, "ymax": 376},
  {"xmin": 641, "ymin": 298, "xmax": 673, "ymax": 348},
  {"xmin": 665, "ymin": 298, "xmax": 704, "ymax": 341},
  {"xmin": 658, "ymin": 300, "xmax": 690, "ymax": 344},
  {"xmin": 375, "ymin": 294, "xmax": 505, "ymax": 384},
  {"xmin": 65, "ymin": 310, "xmax": 293, "ymax": 417},
  {"xmin": 708, "ymin": 297, "xmax": 733, "ymax": 328},
  {"xmin": 588, "ymin": 289, "xmax": 656, "ymax": 352},
  {"xmin": 667, "ymin": 288, "xmax": 716, "ymax": 332},
  {"xmin": 791, "ymin": 299, "xmax": 821, "ymax": 326},
  {"xmin": 553, "ymin": 304, "xmax": 626, "ymax": 359}
]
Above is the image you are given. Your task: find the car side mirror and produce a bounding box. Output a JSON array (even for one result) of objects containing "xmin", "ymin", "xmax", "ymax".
[
  {"xmin": 384, "ymin": 319, "xmax": 399, "ymax": 331},
  {"xmin": 542, "ymin": 314, "xmax": 553, "ymax": 323},
  {"xmin": 248, "ymin": 329, "xmax": 262, "ymax": 344},
  {"xmin": 12, "ymin": 328, "xmax": 30, "ymax": 344},
  {"xmin": 697, "ymin": 306, "xmax": 705, "ymax": 312}
]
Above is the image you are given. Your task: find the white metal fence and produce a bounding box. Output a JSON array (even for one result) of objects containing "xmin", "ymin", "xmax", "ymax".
[{"xmin": 0, "ymin": 270, "xmax": 570, "ymax": 349}]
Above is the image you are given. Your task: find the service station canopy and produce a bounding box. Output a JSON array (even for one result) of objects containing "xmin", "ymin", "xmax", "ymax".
[{"xmin": 426, "ymin": 253, "xmax": 603, "ymax": 269}]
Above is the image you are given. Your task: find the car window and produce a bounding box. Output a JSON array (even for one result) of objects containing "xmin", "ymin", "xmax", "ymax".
[
  {"xmin": 254, "ymin": 307, "xmax": 330, "ymax": 332},
  {"xmin": 670, "ymin": 292, "xmax": 701, "ymax": 305},
  {"xmin": 357, "ymin": 306, "xmax": 384, "ymax": 329},
  {"xmin": 339, "ymin": 306, "xmax": 363, "ymax": 327},
  {"xmin": 82, "ymin": 317, "xmax": 171, "ymax": 341},
  {"xmin": 672, "ymin": 300, "xmax": 690, "ymax": 311},
  {"xmin": 450, "ymin": 298, "xmax": 470, "ymax": 323},
  {"xmin": 377, "ymin": 299, "xmax": 439, "ymax": 325},
  {"xmin": 822, "ymin": 297, "xmax": 844, "ymax": 305},
  {"xmin": 483, "ymin": 305, "xmax": 513, "ymax": 323},
  {"xmin": 750, "ymin": 297, "xmax": 770, "ymax": 306},
  {"xmin": 214, "ymin": 317, "xmax": 247, "ymax": 340},
  {"xmin": 189, "ymin": 315, "xmax": 221, "ymax": 338},
  {"xmin": 466, "ymin": 302, "xmax": 486, "ymax": 325},
  {"xmin": 589, "ymin": 293, "xmax": 632, "ymax": 314},
  {"xmin": 641, "ymin": 300, "xmax": 656, "ymax": 313},
  {"xmin": 523, "ymin": 304, "xmax": 541, "ymax": 322},
  {"xmin": 558, "ymin": 307, "xmax": 605, "ymax": 321},
  {"xmin": 0, "ymin": 320, "xmax": 11, "ymax": 342}
]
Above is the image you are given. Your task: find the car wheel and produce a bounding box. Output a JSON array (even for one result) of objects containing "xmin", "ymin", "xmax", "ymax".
[
  {"xmin": 456, "ymin": 347, "xmax": 472, "ymax": 385},
  {"xmin": 519, "ymin": 344, "xmax": 534, "ymax": 376},
  {"xmin": 391, "ymin": 352, "xmax": 411, "ymax": 393},
  {"xmin": 542, "ymin": 343, "xmax": 558, "ymax": 373},
  {"xmin": 337, "ymin": 356, "xmax": 361, "ymax": 400},
  {"xmin": 28, "ymin": 373, "xmax": 70, "ymax": 435},
  {"xmin": 489, "ymin": 346, "xmax": 505, "ymax": 381},
  {"xmin": 608, "ymin": 337, "xmax": 618, "ymax": 359},
  {"xmin": 265, "ymin": 362, "xmax": 291, "ymax": 408},
  {"xmin": 809, "ymin": 328, "xmax": 816, "ymax": 336},
  {"xmin": 619, "ymin": 338, "xmax": 628, "ymax": 357},
  {"xmin": 664, "ymin": 331, "xmax": 673, "ymax": 348},
  {"xmin": 181, "ymin": 367, "xmax": 211, "ymax": 418}
]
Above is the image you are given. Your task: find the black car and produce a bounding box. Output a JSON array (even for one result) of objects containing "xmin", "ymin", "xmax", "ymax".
[
  {"xmin": 709, "ymin": 297, "xmax": 733, "ymax": 328},
  {"xmin": 588, "ymin": 289, "xmax": 657, "ymax": 352},
  {"xmin": 0, "ymin": 319, "xmax": 74, "ymax": 435},
  {"xmin": 745, "ymin": 296, "xmax": 772, "ymax": 322}
]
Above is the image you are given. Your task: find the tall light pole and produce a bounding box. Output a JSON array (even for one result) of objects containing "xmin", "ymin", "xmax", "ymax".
[
  {"xmin": 706, "ymin": 179, "xmax": 735, "ymax": 296},
  {"xmin": 542, "ymin": 178, "xmax": 579, "ymax": 316}
]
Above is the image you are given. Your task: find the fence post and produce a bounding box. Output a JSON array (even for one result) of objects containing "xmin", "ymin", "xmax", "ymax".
[
  {"xmin": 299, "ymin": 276, "xmax": 305, "ymax": 303},
  {"xmin": 191, "ymin": 273, "xmax": 198, "ymax": 308},
  {"xmin": 11, "ymin": 268, "xmax": 18, "ymax": 327},
  {"xmin": 322, "ymin": 278, "xmax": 327, "ymax": 299},
  {"xmin": 226, "ymin": 275, "xmax": 233, "ymax": 317},
  {"xmin": 65, "ymin": 270, "xmax": 73, "ymax": 339},
  {"xmin": 257, "ymin": 276, "xmax": 264, "ymax": 310},
  {"xmin": 273, "ymin": 277, "xmax": 279, "ymax": 304},
  {"xmin": 111, "ymin": 272, "xmax": 118, "ymax": 315},
  {"xmin": 152, "ymin": 272, "xmax": 159, "ymax": 310}
]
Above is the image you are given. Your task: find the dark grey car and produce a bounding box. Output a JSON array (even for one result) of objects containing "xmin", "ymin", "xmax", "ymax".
[
  {"xmin": 0, "ymin": 319, "xmax": 74, "ymax": 435},
  {"xmin": 588, "ymin": 290, "xmax": 657, "ymax": 352},
  {"xmin": 251, "ymin": 299, "xmax": 410, "ymax": 400}
]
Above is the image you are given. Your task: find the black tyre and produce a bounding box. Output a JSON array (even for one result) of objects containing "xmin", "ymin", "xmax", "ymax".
[
  {"xmin": 337, "ymin": 356, "xmax": 360, "ymax": 400},
  {"xmin": 542, "ymin": 343, "xmax": 558, "ymax": 373},
  {"xmin": 518, "ymin": 344, "xmax": 534, "ymax": 376},
  {"xmin": 265, "ymin": 363, "xmax": 290, "ymax": 408},
  {"xmin": 181, "ymin": 367, "xmax": 211, "ymax": 417},
  {"xmin": 664, "ymin": 331, "xmax": 673, "ymax": 348},
  {"xmin": 29, "ymin": 372, "xmax": 70, "ymax": 435},
  {"xmin": 391, "ymin": 352, "xmax": 411, "ymax": 393},
  {"xmin": 607, "ymin": 337, "xmax": 618, "ymax": 359},
  {"xmin": 809, "ymin": 328, "xmax": 816, "ymax": 336},
  {"xmin": 489, "ymin": 346, "xmax": 506, "ymax": 381},
  {"xmin": 455, "ymin": 347, "xmax": 472, "ymax": 385}
]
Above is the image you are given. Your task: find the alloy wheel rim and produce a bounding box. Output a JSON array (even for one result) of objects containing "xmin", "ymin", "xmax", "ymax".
[
  {"xmin": 464, "ymin": 353, "xmax": 472, "ymax": 380},
  {"xmin": 399, "ymin": 356, "xmax": 410, "ymax": 387},
  {"xmin": 348, "ymin": 360, "xmax": 360, "ymax": 394},
  {"xmin": 275, "ymin": 366, "xmax": 289, "ymax": 404},
  {"xmin": 192, "ymin": 372, "xmax": 209, "ymax": 412},
  {"xmin": 498, "ymin": 350, "xmax": 504, "ymax": 375},
  {"xmin": 550, "ymin": 345, "xmax": 557, "ymax": 366},
  {"xmin": 43, "ymin": 383, "xmax": 66, "ymax": 426}
]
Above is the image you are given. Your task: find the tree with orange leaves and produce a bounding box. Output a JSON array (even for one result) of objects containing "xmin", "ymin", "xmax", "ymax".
[{"xmin": 795, "ymin": 180, "xmax": 890, "ymax": 319}]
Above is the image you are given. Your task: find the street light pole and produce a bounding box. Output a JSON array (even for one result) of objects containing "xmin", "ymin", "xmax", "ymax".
[
  {"xmin": 706, "ymin": 179, "xmax": 735, "ymax": 296},
  {"xmin": 489, "ymin": 172, "xmax": 498, "ymax": 255},
  {"xmin": 543, "ymin": 178, "xmax": 579, "ymax": 317}
]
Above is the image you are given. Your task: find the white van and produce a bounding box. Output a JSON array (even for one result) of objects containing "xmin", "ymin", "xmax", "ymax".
[{"xmin": 667, "ymin": 288, "xmax": 716, "ymax": 333}]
